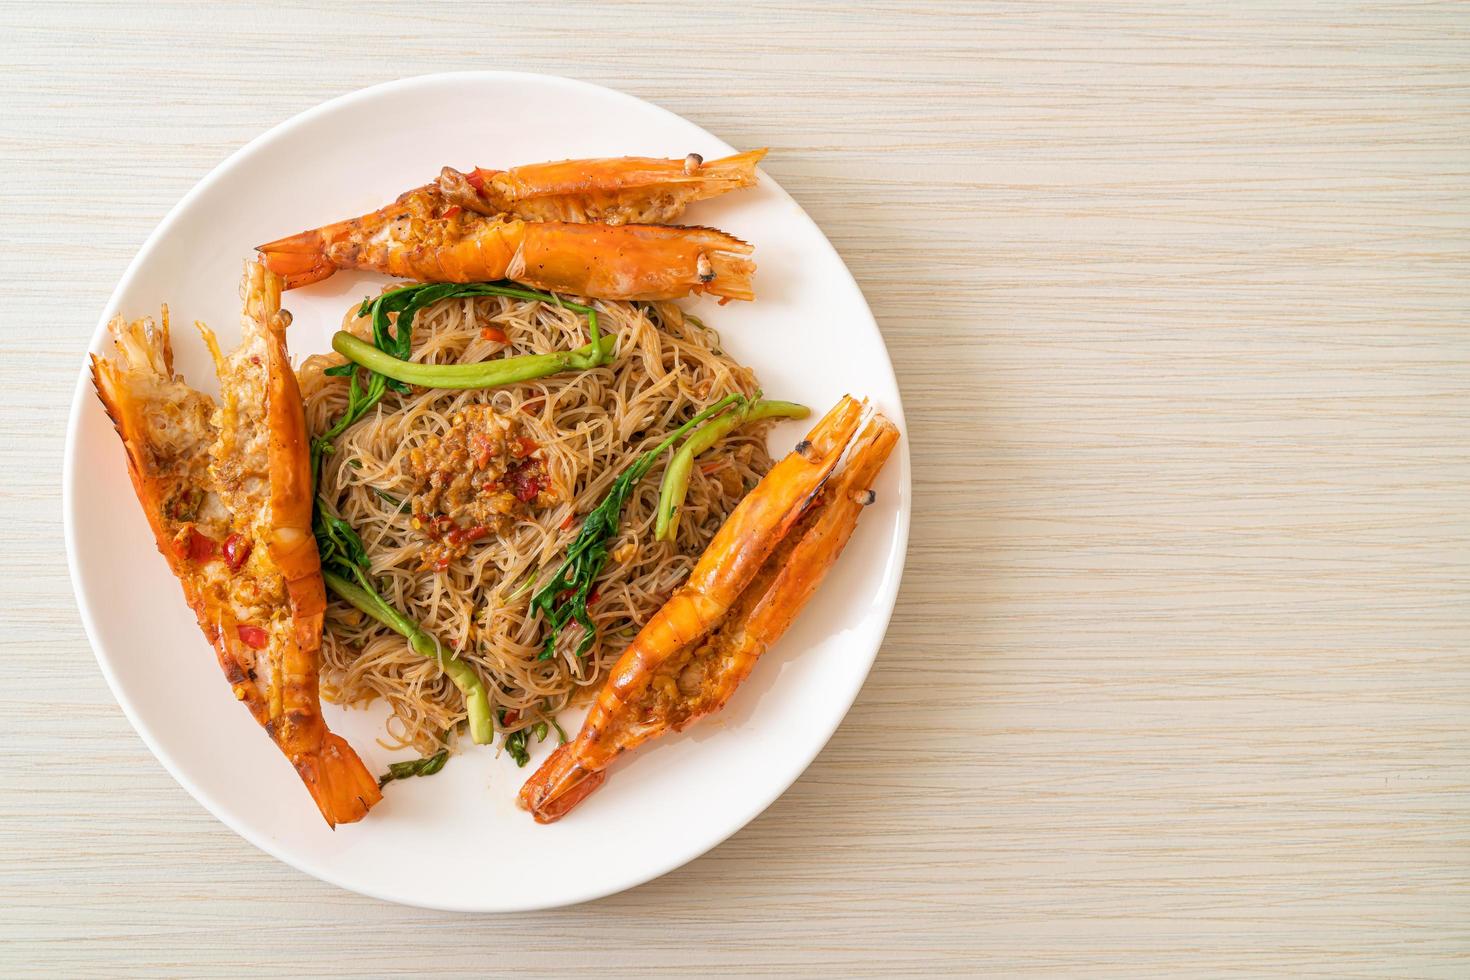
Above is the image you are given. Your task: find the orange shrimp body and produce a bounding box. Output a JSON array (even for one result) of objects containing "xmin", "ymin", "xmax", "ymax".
[
  {"xmin": 439, "ymin": 148, "xmax": 767, "ymax": 224},
  {"xmin": 90, "ymin": 261, "xmax": 381, "ymax": 828},
  {"xmin": 520, "ymin": 398, "xmax": 900, "ymax": 824},
  {"xmin": 258, "ymin": 184, "xmax": 755, "ymax": 301}
]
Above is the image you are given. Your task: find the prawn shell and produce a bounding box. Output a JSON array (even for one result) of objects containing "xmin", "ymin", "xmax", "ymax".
[
  {"xmin": 252, "ymin": 262, "xmax": 381, "ymax": 824},
  {"xmin": 440, "ymin": 148, "xmax": 767, "ymax": 224}
]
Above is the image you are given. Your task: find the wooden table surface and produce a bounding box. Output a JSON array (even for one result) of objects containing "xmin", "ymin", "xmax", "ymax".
[{"xmin": 5, "ymin": 2, "xmax": 1467, "ymax": 976}]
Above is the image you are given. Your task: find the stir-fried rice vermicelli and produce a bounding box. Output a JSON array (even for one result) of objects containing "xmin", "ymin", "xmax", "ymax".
[{"xmin": 298, "ymin": 294, "xmax": 775, "ymax": 753}]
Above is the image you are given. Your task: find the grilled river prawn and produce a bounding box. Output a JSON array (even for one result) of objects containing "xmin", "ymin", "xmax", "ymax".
[
  {"xmin": 520, "ymin": 396, "xmax": 899, "ymax": 823},
  {"xmin": 90, "ymin": 261, "xmax": 381, "ymax": 827},
  {"xmin": 257, "ymin": 150, "xmax": 763, "ymax": 301},
  {"xmin": 259, "ymin": 184, "xmax": 754, "ymax": 301}
]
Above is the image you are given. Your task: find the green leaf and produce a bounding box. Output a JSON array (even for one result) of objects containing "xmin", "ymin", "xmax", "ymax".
[
  {"xmin": 530, "ymin": 394, "xmax": 748, "ymax": 661},
  {"xmin": 378, "ymin": 748, "xmax": 449, "ymax": 788},
  {"xmin": 504, "ymin": 729, "xmax": 530, "ymax": 767}
]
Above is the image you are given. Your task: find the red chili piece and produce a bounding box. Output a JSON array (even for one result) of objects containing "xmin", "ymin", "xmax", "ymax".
[
  {"xmin": 509, "ymin": 465, "xmax": 542, "ymax": 503},
  {"xmin": 445, "ymin": 525, "xmax": 490, "ymax": 547},
  {"xmin": 221, "ymin": 533, "xmax": 253, "ymax": 572},
  {"xmin": 176, "ymin": 527, "xmax": 217, "ymax": 563},
  {"xmin": 236, "ymin": 624, "xmax": 268, "ymax": 649},
  {"xmin": 469, "ymin": 431, "xmax": 495, "ymax": 468}
]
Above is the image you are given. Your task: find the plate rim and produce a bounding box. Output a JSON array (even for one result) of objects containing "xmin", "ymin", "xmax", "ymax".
[{"xmin": 62, "ymin": 70, "xmax": 911, "ymax": 911}]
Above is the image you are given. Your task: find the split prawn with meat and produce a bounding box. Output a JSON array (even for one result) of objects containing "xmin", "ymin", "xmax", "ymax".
[
  {"xmin": 91, "ymin": 261, "xmax": 381, "ymax": 826},
  {"xmin": 258, "ymin": 150, "xmax": 764, "ymax": 301}
]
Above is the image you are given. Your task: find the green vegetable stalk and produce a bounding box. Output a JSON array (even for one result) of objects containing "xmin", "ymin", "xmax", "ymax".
[
  {"xmin": 654, "ymin": 399, "xmax": 809, "ymax": 542},
  {"xmin": 311, "ymin": 280, "xmax": 613, "ymax": 476},
  {"xmin": 332, "ymin": 331, "xmax": 614, "ymax": 390},
  {"xmin": 317, "ymin": 513, "xmax": 493, "ymax": 745}
]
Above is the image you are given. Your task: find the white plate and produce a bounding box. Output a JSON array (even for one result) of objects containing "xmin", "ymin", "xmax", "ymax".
[{"xmin": 64, "ymin": 72, "xmax": 910, "ymax": 911}]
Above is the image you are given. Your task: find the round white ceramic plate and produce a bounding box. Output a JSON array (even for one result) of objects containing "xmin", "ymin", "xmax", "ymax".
[{"xmin": 64, "ymin": 72, "xmax": 909, "ymax": 911}]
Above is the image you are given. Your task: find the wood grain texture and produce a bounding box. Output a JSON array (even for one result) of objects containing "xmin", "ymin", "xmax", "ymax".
[{"xmin": 3, "ymin": 1, "xmax": 1468, "ymax": 975}]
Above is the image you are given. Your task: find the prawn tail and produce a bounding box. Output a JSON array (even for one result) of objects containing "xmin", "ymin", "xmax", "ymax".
[
  {"xmin": 255, "ymin": 229, "xmax": 336, "ymax": 289},
  {"xmin": 295, "ymin": 732, "xmax": 383, "ymax": 828},
  {"xmin": 699, "ymin": 147, "xmax": 767, "ymax": 186},
  {"xmin": 517, "ymin": 744, "xmax": 608, "ymax": 824}
]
